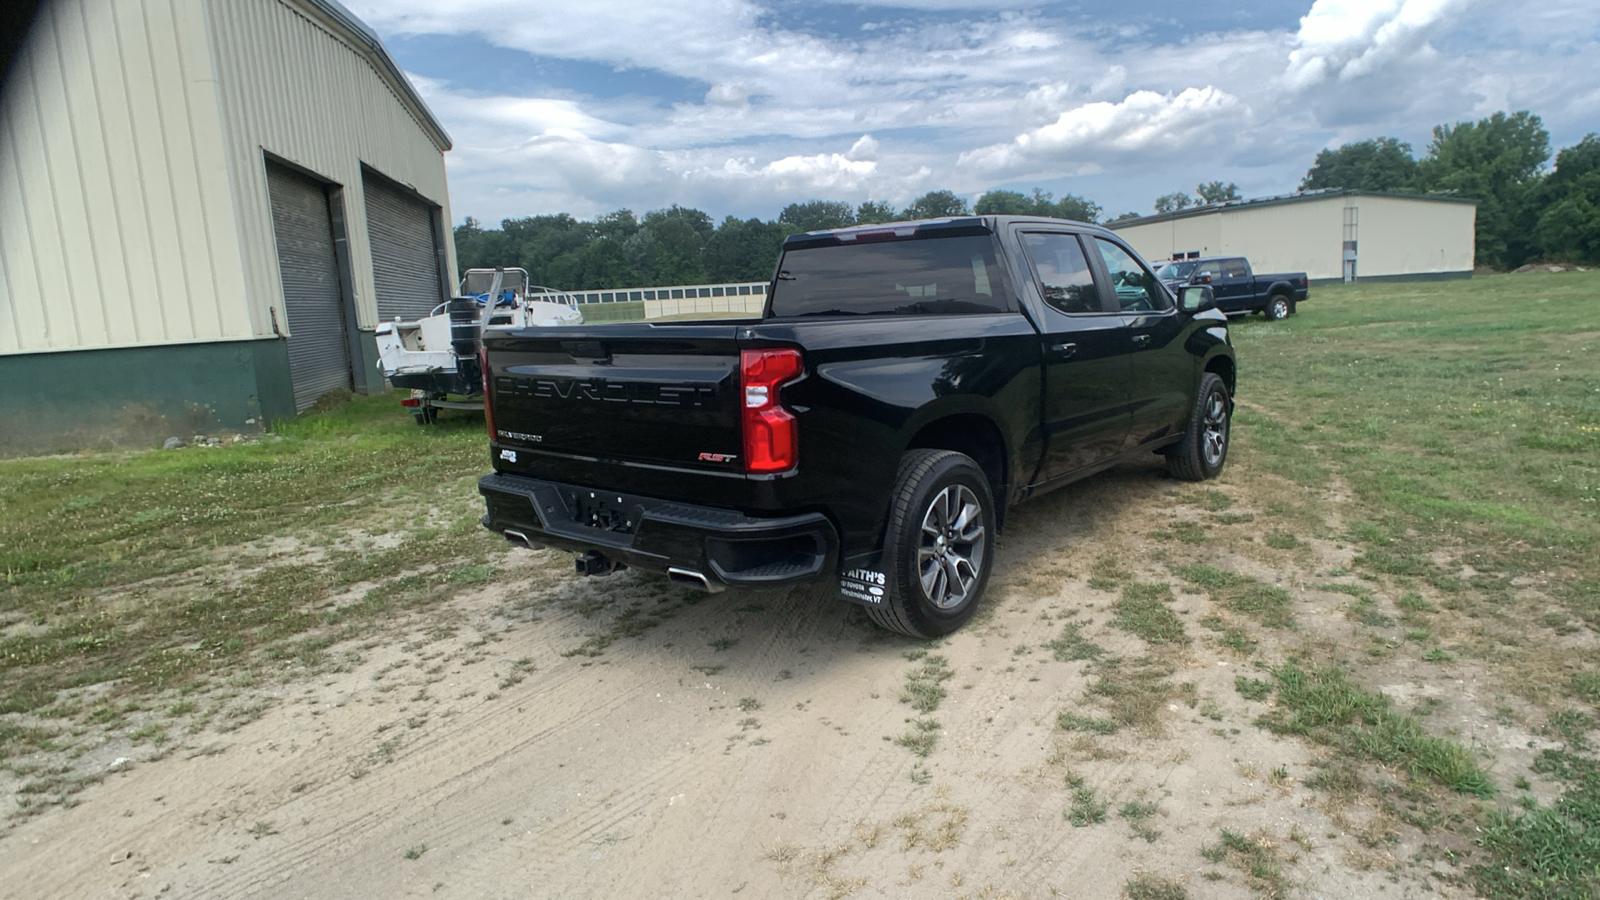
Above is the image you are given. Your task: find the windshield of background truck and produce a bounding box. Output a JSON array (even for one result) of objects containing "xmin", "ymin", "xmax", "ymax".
[
  {"xmin": 769, "ymin": 234, "xmax": 1006, "ymax": 317},
  {"xmin": 1155, "ymin": 261, "xmax": 1198, "ymax": 280}
]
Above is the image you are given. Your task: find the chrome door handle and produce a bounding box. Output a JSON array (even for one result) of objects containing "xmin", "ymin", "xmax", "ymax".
[
  {"xmin": 1049, "ymin": 342, "xmax": 1078, "ymax": 359},
  {"xmin": 1132, "ymin": 334, "xmax": 1151, "ymax": 346}
]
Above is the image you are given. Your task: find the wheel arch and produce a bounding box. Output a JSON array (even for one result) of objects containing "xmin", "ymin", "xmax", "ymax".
[
  {"xmin": 904, "ymin": 413, "xmax": 1010, "ymax": 531},
  {"xmin": 1204, "ymin": 353, "xmax": 1236, "ymax": 399}
]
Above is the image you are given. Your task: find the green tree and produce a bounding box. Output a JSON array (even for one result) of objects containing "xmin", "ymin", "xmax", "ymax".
[
  {"xmin": 1534, "ymin": 133, "xmax": 1600, "ymax": 263},
  {"xmin": 1299, "ymin": 137, "xmax": 1418, "ymax": 192},
  {"xmin": 900, "ymin": 190, "xmax": 970, "ymax": 220},
  {"xmin": 1049, "ymin": 191, "xmax": 1101, "ymax": 223},
  {"xmin": 705, "ymin": 216, "xmax": 791, "ymax": 282},
  {"xmin": 1195, "ymin": 181, "xmax": 1241, "ymax": 204},
  {"xmin": 1154, "ymin": 192, "xmax": 1193, "ymax": 214},
  {"xmin": 973, "ymin": 189, "xmax": 1034, "ymax": 215},
  {"xmin": 974, "ymin": 188, "xmax": 1100, "ymax": 222},
  {"xmin": 778, "ymin": 200, "xmax": 856, "ymax": 232},
  {"xmin": 454, "ymin": 217, "xmax": 513, "ymax": 274},
  {"xmin": 855, "ymin": 200, "xmax": 897, "ymax": 224},
  {"xmin": 1109, "ymin": 211, "xmax": 1143, "ymax": 223},
  {"xmin": 1414, "ymin": 110, "xmax": 1550, "ymax": 269}
]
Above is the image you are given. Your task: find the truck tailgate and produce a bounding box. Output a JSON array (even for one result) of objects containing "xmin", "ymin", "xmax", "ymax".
[{"xmin": 485, "ymin": 324, "xmax": 749, "ymax": 476}]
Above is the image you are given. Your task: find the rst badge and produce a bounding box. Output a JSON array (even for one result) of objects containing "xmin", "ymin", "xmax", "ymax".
[{"xmin": 698, "ymin": 452, "xmax": 738, "ymax": 463}]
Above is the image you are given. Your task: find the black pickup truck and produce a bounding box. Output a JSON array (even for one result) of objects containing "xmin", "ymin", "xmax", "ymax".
[
  {"xmin": 477, "ymin": 216, "xmax": 1236, "ymax": 638},
  {"xmin": 1154, "ymin": 256, "xmax": 1308, "ymax": 320}
]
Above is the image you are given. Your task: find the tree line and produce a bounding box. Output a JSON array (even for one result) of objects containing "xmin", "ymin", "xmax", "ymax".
[
  {"xmin": 454, "ymin": 108, "xmax": 1599, "ymax": 288},
  {"xmin": 453, "ymin": 187, "xmax": 1100, "ymax": 291},
  {"xmin": 1295, "ymin": 112, "xmax": 1597, "ymax": 269}
]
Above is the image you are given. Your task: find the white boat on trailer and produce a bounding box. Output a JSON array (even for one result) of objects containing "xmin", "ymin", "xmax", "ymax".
[{"xmin": 374, "ymin": 267, "xmax": 583, "ymax": 424}]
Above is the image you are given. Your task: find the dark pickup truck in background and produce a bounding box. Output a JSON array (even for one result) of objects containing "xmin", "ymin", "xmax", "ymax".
[
  {"xmin": 477, "ymin": 216, "xmax": 1237, "ymax": 638},
  {"xmin": 1155, "ymin": 256, "xmax": 1308, "ymax": 320}
]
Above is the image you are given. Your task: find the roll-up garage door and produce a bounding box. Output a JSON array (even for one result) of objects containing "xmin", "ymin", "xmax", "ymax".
[
  {"xmin": 363, "ymin": 171, "xmax": 444, "ymax": 322},
  {"xmin": 266, "ymin": 162, "xmax": 353, "ymax": 411}
]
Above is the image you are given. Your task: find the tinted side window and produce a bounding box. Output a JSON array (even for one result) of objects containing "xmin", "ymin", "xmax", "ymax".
[
  {"xmin": 1021, "ymin": 232, "xmax": 1101, "ymax": 314},
  {"xmin": 1194, "ymin": 259, "xmax": 1223, "ymax": 280},
  {"xmin": 769, "ymin": 234, "xmax": 1007, "ymax": 317},
  {"xmin": 1223, "ymin": 258, "xmax": 1249, "ymax": 279},
  {"xmin": 1094, "ymin": 238, "xmax": 1171, "ymax": 312}
]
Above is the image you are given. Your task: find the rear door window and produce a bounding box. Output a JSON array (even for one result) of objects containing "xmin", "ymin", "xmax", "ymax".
[
  {"xmin": 1222, "ymin": 258, "xmax": 1249, "ymax": 279},
  {"xmin": 1020, "ymin": 232, "xmax": 1104, "ymax": 314},
  {"xmin": 769, "ymin": 234, "xmax": 1008, "ymax": 317}
]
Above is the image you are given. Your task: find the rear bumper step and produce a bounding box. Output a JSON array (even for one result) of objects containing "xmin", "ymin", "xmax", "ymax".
[{"xmin": 478, "ymin": 472, "xmax": 837, "ymax": 588}]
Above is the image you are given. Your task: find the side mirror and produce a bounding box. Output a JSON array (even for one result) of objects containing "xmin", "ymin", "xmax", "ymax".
[
  {"xmin": 1195, "ymin": 274, "xmax": 1212, "ymax": 284},
  {"xmin": 1178, "ymin": 285, "xmax": 1215, "ymax": 314}
]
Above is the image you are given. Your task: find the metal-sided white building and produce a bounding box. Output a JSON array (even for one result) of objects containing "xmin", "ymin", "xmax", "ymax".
[
  {"xmin": 0, "ymin": 0, "xmax": 456, "ymax": 452},
  {"xmin": 1108, "ymin": 190, "xmax": 1476, "ymax": 286}
]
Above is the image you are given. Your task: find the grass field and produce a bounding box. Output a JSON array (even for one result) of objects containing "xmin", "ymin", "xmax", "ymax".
[
  {"xmin": 2, "ymin": 270, "xmax": 1598, "ymax": 892},
  {"xmin": 1227, "ymin": 271, "xmax": 1600, "ymax": 898}
]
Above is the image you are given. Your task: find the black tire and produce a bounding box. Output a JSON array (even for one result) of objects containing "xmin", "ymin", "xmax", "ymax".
[
  {"xmin": 1166, "ymin": 373, "xmax": 1230, "ymax": 481},
  {"xmin": 1265, "ymin": 293, "xmax": 1291, "ymax": 321},
  {"xmin": 866, "ymin": 450, "xmax": 997, "ymax": 640}
]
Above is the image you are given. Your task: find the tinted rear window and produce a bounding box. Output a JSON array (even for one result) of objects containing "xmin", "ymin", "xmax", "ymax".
[{"xmin": 769, "ymin": 234, "xmax": 1008, "ymax": 317}]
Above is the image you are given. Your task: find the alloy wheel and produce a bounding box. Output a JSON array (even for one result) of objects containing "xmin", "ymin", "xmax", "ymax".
[
  {"xmin": 916, "ymin": 485, "xmax": 987, "ymax": 610},
  {"xmin": 1202, "ymin": 388, "xmax": 1229, "ymax": 468}
]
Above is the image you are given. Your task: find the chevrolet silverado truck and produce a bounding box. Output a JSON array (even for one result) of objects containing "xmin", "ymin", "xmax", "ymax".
[
  {"xmin": 477, "ymin": 216, "xmax": 1236, "ymax": 638},
  {"xmin": 1154, "ymin": 256, "xmax": 1308, "ymax": 320}
]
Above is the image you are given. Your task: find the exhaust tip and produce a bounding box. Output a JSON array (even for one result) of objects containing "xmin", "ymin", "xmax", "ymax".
[
  {"xmin": 667, "ymin": 566, "xmax": 725, "ymax": 594},
  {"xmin": 503, "ymin": 529, "xmax": 533, "ymax": 548}
]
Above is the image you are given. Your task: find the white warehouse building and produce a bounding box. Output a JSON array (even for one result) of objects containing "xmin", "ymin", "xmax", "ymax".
[
  {"xmin": 1108, "ymin": 190, "xmax": 1477, "ymax": 286},
  {"xmin": 0, "ymin": 0, "xmax": 457, "ymax": 452}
]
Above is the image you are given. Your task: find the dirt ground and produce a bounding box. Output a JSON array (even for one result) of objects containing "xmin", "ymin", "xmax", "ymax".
[{"xmin": 4, "ymin": 453, "xmax": 1503, "ymax": 900}]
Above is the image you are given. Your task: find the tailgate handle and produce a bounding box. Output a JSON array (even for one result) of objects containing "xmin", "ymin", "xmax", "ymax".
[{"xmin": 1048, "ymin": 342, "xmax": 1077, "ymax": 359}]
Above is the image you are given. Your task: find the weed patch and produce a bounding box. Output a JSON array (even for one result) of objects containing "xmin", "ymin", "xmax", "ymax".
[
  {"xmin": 1175, "ymin": 565, "xmax": 1294, "ymax": 628},
  {"xmin": 1257, "ymin": 663, "xmax": 1492, "ymax": 796},
  {"xmin": 1044, "ymin": 622, "xmax": 1105, "ymax": 662},
  {"xmin": 899, "ymin": 653, "xmax": 954, "ymax": 713},
  {"xmin": 1114, "ymin": 583, "xmax": 1189, "ymax": 646}
]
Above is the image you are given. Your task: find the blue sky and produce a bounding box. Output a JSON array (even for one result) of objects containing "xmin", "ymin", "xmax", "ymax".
[{"xmin": 348, "ymin": 0, "xmax": 1600, "ymax": 226}]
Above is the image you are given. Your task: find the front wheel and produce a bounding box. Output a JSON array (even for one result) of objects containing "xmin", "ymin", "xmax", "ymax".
[
  {"xmin": 866, "ymin": 450, "xmax": 996, "ymax": 639},
  {"xmin": 1166, "ymin": 373, "xmax": 1230, "ymax": 481},
  {"xmin": 1265, "ymin": 294, "xmax": 1292, "ymax": 321}
]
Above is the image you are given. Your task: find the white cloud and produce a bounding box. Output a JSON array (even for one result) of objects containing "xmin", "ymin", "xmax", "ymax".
[
  {"xmin": 1286, "ymin": 0, "xmax": 1473, "ymax": 90},
  {"xmin": 959, "ymin": 87, "xmax": 1248, "ymax": 178},
  {"xmin": 359, "ymin": 1, "xmax": 1600, "ymax": 222}
]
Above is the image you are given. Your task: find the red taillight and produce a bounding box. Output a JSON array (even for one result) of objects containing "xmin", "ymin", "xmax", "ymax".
[
  {"xmin": 400, "ymin": 397, "xmax": 420, "ymax": 408},
  {"xmin": 479, "ymin": 345, "xmax": 496, "ymax": 440},
  {"xmin": 741, "ymin": 348, "xmax": 803, "ymax": 474}
]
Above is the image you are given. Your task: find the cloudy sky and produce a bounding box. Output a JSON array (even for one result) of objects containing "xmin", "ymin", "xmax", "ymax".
[{"xmin": 348, "ymin": 0, "xmax": 1600, "ymax": 226}]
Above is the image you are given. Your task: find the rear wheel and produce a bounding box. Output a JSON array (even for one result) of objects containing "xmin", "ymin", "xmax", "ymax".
[
  {"xmin": 866, "ymin": 450, "xmax": 996, "ymax": 639},
  {"xmin": 1265, "ymin": 293, "xmax": 1292, "ymax": 321},
  {"xmin": 1166, "ymin": 373, "xmax": 1230, "ymax": 481}
]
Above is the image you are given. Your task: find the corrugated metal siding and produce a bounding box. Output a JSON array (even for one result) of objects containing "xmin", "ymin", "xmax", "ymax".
[
  {"xmin": 0, "ymin": 0, "xmax": 250, "ymax": 355},
  {"xmin": 266, "ymin": 160, "xmax": 351, "ymax": 409},
  {"xmin": 1350, "ymin": 195, "xmax": 1476, "ymax": 277},
  {"xmin": 1218, "ymin": 197, "xmax": 1344, "ymax": 280},
  {"xmin": 363, "ymin": 170, "xmax": 445, "ymax": 321},
  {"xmin": 205, "ymin": 0, "xmax": 456, "ymax": 339},
  {"xmin": 1114, "ymin": 195, "xmax": 1474, "ymax": 282}
]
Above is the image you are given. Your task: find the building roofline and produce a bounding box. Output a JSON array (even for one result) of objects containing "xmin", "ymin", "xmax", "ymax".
[
  {"xmin": 292, "ymin": 0, "xmax": 452, "ymax": 151},
  {"xmin": 1106, "ymin": 188, "xmax": 1477, "ymax": 230}
]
